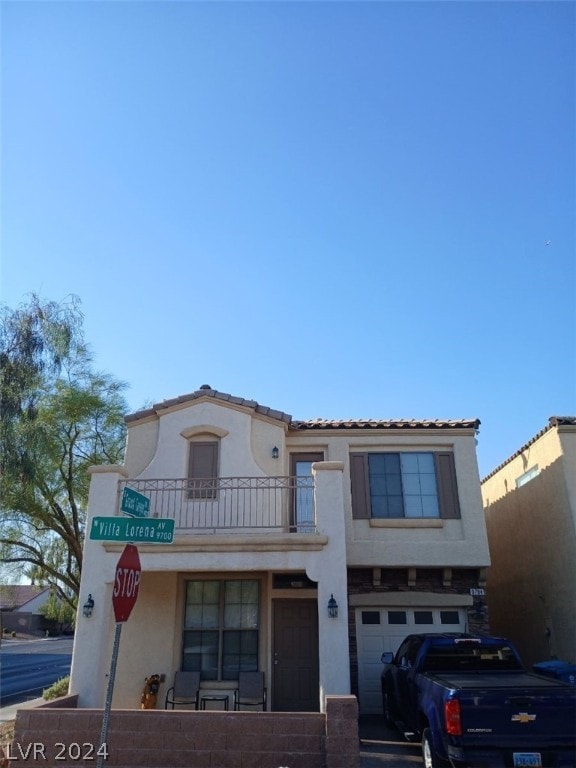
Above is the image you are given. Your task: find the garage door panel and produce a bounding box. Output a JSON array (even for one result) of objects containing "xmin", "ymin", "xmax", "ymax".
[
  {"xmin": 362, "ymin": 635, "xmax": 385, "ymax": 653},
  {"xmin": 356, "ymin": 606, "xmax": 466, "ymax": 714}
]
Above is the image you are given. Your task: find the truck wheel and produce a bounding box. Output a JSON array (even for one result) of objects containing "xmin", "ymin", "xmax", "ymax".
[{"xmin": 422, "ymin": 728, "xmax": 445, "ymax": 768}]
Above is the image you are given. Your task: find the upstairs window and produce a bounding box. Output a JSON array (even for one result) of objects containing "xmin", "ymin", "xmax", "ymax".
[
  {"xmin": 187, "ymin": 440, "xmax": 219, "ymax": 499},
  {"xmin": 350, "ymin": 451, "xmax": 460, "ymax": 520},
  {"xmin": 515, "ymin": 465, "xmax": 539, "ymax": 488}
]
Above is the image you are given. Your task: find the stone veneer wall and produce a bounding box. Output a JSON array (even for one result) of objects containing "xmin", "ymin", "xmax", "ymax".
[{"xmin": 11, "ymin": 696, "xmax": 358, "ymax": 768}]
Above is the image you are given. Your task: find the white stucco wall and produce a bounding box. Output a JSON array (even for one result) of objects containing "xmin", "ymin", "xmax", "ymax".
[
  {"xmin": 14, "ymin": 590, "xmax": 50, "ymax": 614},
  {"xmin": 309, "ymin": 462, "xmax": 351, "ymax": 705}
]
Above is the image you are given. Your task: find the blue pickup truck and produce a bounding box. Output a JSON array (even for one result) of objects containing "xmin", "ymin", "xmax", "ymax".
[{"xmin": 380, "ymin": 633, "xmax": 576, "ymax": 768}]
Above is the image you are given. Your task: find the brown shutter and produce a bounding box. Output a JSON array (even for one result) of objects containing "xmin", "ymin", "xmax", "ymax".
[
  {"xmin": 188, "ymin": 441, "xmax": 218, "ymax": 499},
  {"xmin": 435, "ymin": 452, "xmax": 461, "ymax": 519},
  {"xmin": 350, "ymin": 453, "xmax": 371, "ymax": 519}
]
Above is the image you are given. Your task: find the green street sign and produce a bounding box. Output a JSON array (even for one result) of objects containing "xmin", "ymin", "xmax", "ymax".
[
  {"xmin": 90, "ymin": 516, "xmax": 175, "ymax": 544},
  {"xmin": 121, "ymin": 487, "xmax": 150, "ymax": 518}
]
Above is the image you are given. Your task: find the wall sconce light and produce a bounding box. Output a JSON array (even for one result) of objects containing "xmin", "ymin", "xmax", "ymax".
[
  {"xmin": 327, "ymin": 594, "xmax": 338, "ymax": 619},
  {"xmin": 272, "ymin": 446, "xmax": 279, "ymax": 459},
  {"xmin": 83, "ymin": 594, "xmax": 95, "ymax": 618}
]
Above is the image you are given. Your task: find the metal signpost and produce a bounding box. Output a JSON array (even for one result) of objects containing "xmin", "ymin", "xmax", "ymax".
[{"xmin": 96, "ymin": 544, "xmax": 141, "ymax": 768}]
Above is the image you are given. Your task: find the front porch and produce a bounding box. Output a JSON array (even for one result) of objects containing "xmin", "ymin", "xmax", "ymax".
[{"xmin": 72, "ymin": 462, "xmax": 350, "ymax": 717}]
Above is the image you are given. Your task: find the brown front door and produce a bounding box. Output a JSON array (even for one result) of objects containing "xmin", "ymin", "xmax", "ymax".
[{"xmin": 272, "ymin": 599, "xmax": 319, "ymax": 711}]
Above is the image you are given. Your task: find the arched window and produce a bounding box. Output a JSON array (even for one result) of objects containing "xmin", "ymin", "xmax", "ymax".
[
  {"xmin": 187, "ymin": 440, "xmax": 219, "ymax": 499},
  {"xmin": 181, "ymin": 427, "xmax": 227, "ymax": 500}
]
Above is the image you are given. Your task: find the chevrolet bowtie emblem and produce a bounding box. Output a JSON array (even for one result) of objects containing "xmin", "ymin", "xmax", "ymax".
[{"xmin": 512, "ymin": 712, "xmax": 536, "ymax": 724}]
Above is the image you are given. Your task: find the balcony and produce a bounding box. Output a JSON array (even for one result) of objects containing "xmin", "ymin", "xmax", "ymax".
[{"xmin": 117, "ymin": 477, "xmax": 317, "ymax": 534}]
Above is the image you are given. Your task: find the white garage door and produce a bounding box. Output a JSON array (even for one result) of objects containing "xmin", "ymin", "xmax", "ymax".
[{"xmin": 356, "ymin": 606, "xmax": 467, "ymax": 714}]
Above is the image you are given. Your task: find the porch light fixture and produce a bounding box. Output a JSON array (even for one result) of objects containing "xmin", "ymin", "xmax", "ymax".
[
  {"xmin": 82, "ymin": 594, "xmax": 95, "ymax": 618},
  {"xmin": 272, "ymin": 446, "xmax": 279, "ymax": 459},
  {"xmin": 327, "ymin": 594, "xmax": 338, "ymax": 619}
]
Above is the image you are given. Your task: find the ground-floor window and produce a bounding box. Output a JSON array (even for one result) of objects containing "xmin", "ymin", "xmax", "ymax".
[{"xmin": 182, "ymin": 579, "xmax": 259, "ymax": 680}]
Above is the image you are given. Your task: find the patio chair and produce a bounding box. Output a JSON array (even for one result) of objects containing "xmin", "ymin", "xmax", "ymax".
[
  {"xmin": 233, "ymin": 671, "xmax": 267, "ymax": 711},
  {"xmin": 165, "ymin": 671, "xmax": 200, "ymax": 710}
]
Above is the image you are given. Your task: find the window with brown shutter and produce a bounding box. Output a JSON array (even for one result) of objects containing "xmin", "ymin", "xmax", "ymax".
[
  {"xmin": 350, "ymin": 453, "xmax": 371, "ymax": 519},
  {"xmin": 434, "ymin": 452, "xmax": 461, "ymax": 519},
  {"xmin": 188, "ymin": 440, "xmax": 219, "ymax": 499},
  {"xmin": 350, "ymin": 451, "xmax": 461, "ymax": 520}
]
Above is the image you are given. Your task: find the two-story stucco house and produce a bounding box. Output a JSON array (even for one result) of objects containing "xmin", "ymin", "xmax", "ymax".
[
  {"xmin": 482, "ymin": 416, "xmax": 576, "ymax": 668},
  {"xmin": 70, "ymin": 385, "xmax": 490, "ymax": 715}
]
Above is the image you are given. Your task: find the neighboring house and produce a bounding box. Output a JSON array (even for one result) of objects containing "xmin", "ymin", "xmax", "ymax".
[
  {"xmin": 0, "ymin": 584, "xmax": 51, "ymax": 636},
  {"xmin": 482, "ymin": 416, "xmax": 576, "ymax": 668},
  {"xmin": 0, "ymin": 584, "xmax": 51, "ymax": 613},
  {"xmin": 70, "ymin": 385, "xmax": 490, "ymax": 714}
]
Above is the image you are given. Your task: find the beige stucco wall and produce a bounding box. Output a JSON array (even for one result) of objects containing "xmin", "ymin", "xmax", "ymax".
[
  {"xmin": 559, "ymin": 427, "xmax": 576, "ymax": 535},
  {"xmin": 288, "ymin": 429, "xmax": 490, "ymax": 569},
  {"xmin": 123, "ymin": 417, "xmax": 159, "ymax": 477},
  {"xmin": 71, "ymin": 397, "xmax": 489, "ymax": 712},
  {"xmin": 71, "ymin": 473, "xmax": 350, "ymax": 710},
  {"xmin": 122, "ymin": 398, "xmax": 289, "ymax": 482},
  {"xmin": 482, "ymin": 425, "xmax": 576, "ymax": 666}
]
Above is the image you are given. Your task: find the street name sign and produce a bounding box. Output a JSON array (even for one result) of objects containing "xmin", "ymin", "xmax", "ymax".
[
  {"xmin": 121, "ymin": 487, "xmax": 150, "ymax": 518},
  {"xmin": 90, "ymin": 516, "xmax": 175, "ymax": 543}
]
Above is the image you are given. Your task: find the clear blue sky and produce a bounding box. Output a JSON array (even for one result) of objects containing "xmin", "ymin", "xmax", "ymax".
[{"xmin": 1, "ymin": 1, "xmax": 574, "ymax": 478}]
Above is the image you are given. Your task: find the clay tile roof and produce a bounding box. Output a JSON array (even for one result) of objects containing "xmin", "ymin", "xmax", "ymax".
[
  {"xmin": 126, "ymin": 386, "xmax": 293, "ymax": 425},
  {"xmin": 125, "ymin": 386, "xmax": 479, "ymax": 431},
  {"xmin": 482, "ymin": 415, "xmax": 576, "ymax": 482},
  {"xmin": 291, "ymin": 418, "xmax": 480, "ymax": 431},
  {"xmin": 548, "ymin": 416, "xmax": 576, "ymax": 427}
]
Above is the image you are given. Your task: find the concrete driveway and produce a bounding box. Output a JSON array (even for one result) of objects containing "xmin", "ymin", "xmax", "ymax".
[{"xmin": 359, "ymin": 715, "xmax": 422, "ymax": 767}]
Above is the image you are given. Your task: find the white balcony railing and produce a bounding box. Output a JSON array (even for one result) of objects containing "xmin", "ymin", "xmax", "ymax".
[{"xmin": 117, "ymin": 477, "xmax": 317, "ymax": 534}]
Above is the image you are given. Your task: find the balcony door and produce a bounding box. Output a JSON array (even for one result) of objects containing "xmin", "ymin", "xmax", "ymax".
[{"xmin": 290, "ymin": 453, "xmax": 323, "ymax": 531}]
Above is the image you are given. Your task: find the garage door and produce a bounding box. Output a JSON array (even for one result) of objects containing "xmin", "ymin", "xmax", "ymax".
[{"xmin": 356, "ymin": 606, "xmax": 467, "ymax": 714}]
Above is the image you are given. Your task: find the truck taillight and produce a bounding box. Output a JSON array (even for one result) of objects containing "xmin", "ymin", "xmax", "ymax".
[{"xmin": 445, "ymin": 699, "xmax": 462, "ymax": 736}]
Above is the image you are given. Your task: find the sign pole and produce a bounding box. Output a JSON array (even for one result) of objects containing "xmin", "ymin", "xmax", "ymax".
[
  {"xmin": 95, "ymin": 543, "xmax": 141, "ymax": 768},
  {"xmin": 96, "ymin": 622, "xmax": 123, "ymax": 768}
]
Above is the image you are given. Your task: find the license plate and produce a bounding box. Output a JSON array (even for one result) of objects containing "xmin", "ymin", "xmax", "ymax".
[{"xmin": 513, "ymin": 753, "xmax": 542, "ymax": 767}]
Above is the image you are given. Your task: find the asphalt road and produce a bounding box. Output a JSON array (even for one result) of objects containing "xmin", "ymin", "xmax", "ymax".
[{"xmin": 0, "ymin": 637, "xmax": 73, "ymax": 707}]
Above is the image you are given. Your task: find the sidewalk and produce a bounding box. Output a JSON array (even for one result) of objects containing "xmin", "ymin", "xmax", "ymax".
[{"xmin": 0, "ymin": 697, "xmax": 45, "ymax": 724}]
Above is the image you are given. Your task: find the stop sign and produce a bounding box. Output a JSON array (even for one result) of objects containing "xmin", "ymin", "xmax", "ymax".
[{"xmin": 112, "ymin": 544, "xmax": 141, "ymax": 622}]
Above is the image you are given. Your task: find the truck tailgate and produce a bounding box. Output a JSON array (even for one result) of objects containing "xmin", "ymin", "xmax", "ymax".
[{"xmin": 435, "ymin": 672, "xmax": 576, "ymax": 741}]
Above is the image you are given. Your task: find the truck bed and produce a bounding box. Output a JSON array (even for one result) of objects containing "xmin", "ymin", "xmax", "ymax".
[{"xmin": 429, "ymin": 671, "xmax": 572, "ymax": 690}]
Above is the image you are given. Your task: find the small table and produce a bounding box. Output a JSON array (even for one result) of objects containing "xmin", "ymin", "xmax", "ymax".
[{"xmin": 200, "ymin": 695, "xmax": 229, "ymax": 711}]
